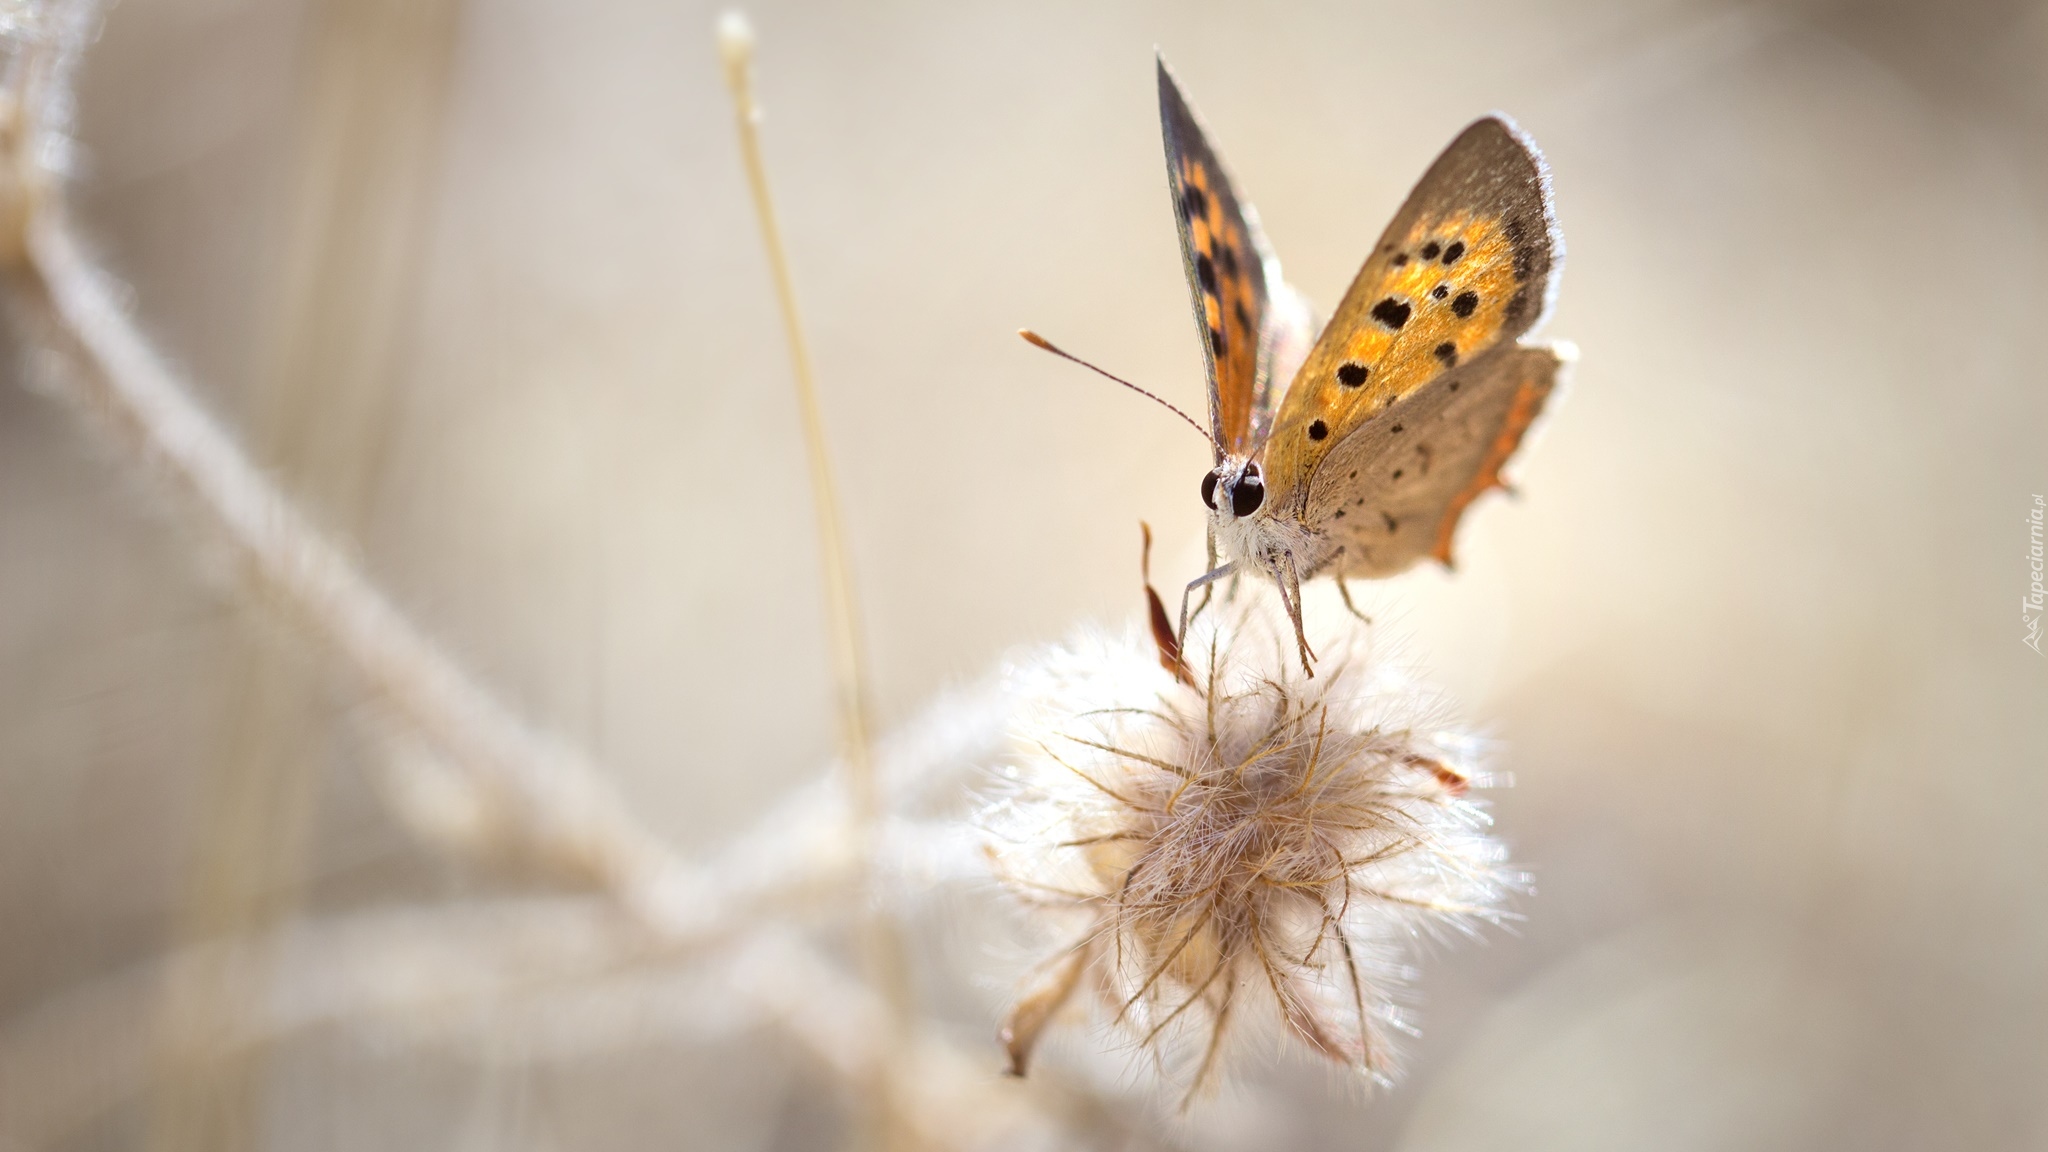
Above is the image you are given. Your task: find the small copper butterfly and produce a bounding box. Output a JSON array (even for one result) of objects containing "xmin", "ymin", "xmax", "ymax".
[{"xmin": 1033, "ymin": 56, "xmax": 1572, "ymax": 673}]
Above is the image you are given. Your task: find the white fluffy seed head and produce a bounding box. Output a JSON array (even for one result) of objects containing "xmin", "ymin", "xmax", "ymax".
[{"xmin": 982, "ymin": 587, "xmax": 1515, "ymax": 1099}]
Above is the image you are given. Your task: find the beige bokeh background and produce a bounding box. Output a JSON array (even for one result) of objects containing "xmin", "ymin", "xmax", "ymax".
[{"xmin": 3, "ymin": 0, "xmax": 2045, "ymax": 1148}]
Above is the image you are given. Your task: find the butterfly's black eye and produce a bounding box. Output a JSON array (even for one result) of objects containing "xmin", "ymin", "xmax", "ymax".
[
  {"xmin": 1201, "ymin": 471, "xmax": 1220, "ymax": 510},
  {"xmin": 1231, "ymin": 474, "xmax": 1265, "ymax": 517}
]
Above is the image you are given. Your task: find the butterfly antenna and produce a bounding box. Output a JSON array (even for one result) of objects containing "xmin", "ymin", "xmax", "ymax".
[{"xmin": 1018, "ymin": 329, "xmax": 1214, "ymax": 447}]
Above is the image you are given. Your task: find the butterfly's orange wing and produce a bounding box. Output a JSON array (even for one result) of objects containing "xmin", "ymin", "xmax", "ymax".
[
  {"xmin": 1258, "ymin": 116, "xmax": 1561, "ymax": 542},
  {"xmin": 1157, "ymin": 58, "xmax": 1305, "ymax": 461}
]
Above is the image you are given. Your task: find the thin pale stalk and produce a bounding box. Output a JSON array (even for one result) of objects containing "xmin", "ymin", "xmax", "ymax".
[
  {"xmin": 713, "ymin": 14, "xmax": 880, "ymax": 827},
  {"xmin": 715, "ymin": 15, "xmax": 911, "ymax": 1149}
]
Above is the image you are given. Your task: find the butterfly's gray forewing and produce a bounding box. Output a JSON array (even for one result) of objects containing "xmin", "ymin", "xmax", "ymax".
[{"xmin": 1305, "ymin": 342, "xmax": 1566, "ymax": 577}]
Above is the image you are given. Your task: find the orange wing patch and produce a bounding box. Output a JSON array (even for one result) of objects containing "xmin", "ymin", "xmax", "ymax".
[
  {"xmin": 1260, "ymin": 208, "xmax": 1527, "ymax": 506},
  {"xmin": 1174, "ymin": 154, "xmax": 1265, "ymax": 451},
  {"xmin": 1158, "ymin": 59, "xmax": 1290, "ymax": 459},
  {"xmin": 1330, "ymin": 209, "xmax": 1521, "ymax": 409}
]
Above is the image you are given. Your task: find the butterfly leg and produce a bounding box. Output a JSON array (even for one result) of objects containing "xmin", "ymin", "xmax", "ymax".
[
  {"xmin": 1189, "ymin": 529, "xmax": 1220, "ymax": 629},
  {"xmin": 1179, "ymin": 562, "xmax": 1238, "ymax": 649},
  {"xmin": 1336, "ymin": 577, "xmax": 1373, "ymax": 626},
  {"xmin": 1278, "ymin": 554, "xmax": 1316, "ymax": 675}
]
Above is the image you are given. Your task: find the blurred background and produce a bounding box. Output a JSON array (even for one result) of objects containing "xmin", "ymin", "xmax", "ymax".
[{"xmin": 2, "ymin": 0, "xmax": 2045, "ymax": 1148}]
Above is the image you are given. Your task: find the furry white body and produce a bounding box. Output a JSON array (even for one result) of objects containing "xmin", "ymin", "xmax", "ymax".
[
  {"xmin": 1191, "ymin": 454, "xmax": 1333, "ymax": 665},
  {"xmin": 1206, "ymin": 463, "xmax": 1327, "ymax": 582}
]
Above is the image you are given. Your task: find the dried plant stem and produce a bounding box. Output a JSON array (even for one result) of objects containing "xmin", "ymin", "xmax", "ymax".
[
  {"xmin": 6, "ymin": 210, "xmax": 1073, "ymax": 1151},
  {"xmin": 147, "ymin": 7, "xmax": 464, "ymax": 1151},
  {"xmin": 0, "ymin": 6, "xmax": 1087, "ymax": 1147},
  {"xmin": 8, "ymin": 205, "xmax": 1083, "ymax": 1147},
  {"xmin": 716, "ymin": 12, "xmax": 913, "ymax": 1147},
  {"xmin": 3, "ymin": 9, "xmax": 709, "ymax": 938},
  {"xmin": 1, "ymin": 902, "xmax": 1080, "ymax": 1152},
  {"xmin": 18, "ymin": 212, "xmax": 681, "ymax": 911}
]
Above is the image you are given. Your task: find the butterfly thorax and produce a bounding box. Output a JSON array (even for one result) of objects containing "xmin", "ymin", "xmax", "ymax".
[{"xmin": 1203, "ymin": 454, "xmax": 1329, "ymax": 581}]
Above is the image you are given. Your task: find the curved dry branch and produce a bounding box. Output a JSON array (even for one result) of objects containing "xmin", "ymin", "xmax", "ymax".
[{"xmin": 0, "ymin": 902, "xmax": 1086, "ymax": 1152}]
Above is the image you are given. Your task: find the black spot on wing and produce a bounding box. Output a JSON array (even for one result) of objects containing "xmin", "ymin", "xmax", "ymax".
[
  {"xmin": 1420, "ymin": 241, "xmax": 1441, "ymax": 260},
  {"xmin": 1442, "ymin": 240, "xmax": 1465, "ymax": 264},
  {"xmin": 1336, "ymin": 362, "xmax": 1369, "ymax": 387},
  {"xmin": 1370, "ymin": 298, "xmax": 1411, "ymax": 330},
  {"xmin": 1308, "ymin": 419, "xmax": 1329, "ymax": 441},
  {"xmin": 1434, "ymin": 342, "xmax": 1457, "ymax": 367},
  {"xmin": 1233, "ymin": 298, "xmax": 1252, "ymax": 332},
  {"xmin": 1182, "ymin": 184, "xmax": 1208, "ymax": 219},
  {"xmin": 1218, "ymin": 244, "xmax": 1238, "ymax": 277},
  {"xmin": 1431, "ymin": 284, "xmax": 1448, "ymax": 300},
  {"xmin": 1382, "ymin": 511, "xmax": 1398, "ymax": 533},
  {"xmin": 1392, "ymin": 253, "xmax": 1409, "ymax": 266},
  {"xmin": 1210, "ymin": 325, "xmax": 1228, "ymax": 354},
  {"xmin": 1196, "ymin": 253, "xmax": 1218, "ymax": 294},
  {"xmin": 1451, "ymin": 290, "xmax": 1479, "ymax": 318}
]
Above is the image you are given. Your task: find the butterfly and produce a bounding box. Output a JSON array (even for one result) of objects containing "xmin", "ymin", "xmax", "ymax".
[{"xmin": 1150, "ymin": 56, "xmax": 1569, "ymax": 671}]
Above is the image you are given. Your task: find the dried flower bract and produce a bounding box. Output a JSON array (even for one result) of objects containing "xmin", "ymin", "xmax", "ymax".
[{"xmin": 983, "ymin": 587, "xmax": 1514, "ymax": 1100}]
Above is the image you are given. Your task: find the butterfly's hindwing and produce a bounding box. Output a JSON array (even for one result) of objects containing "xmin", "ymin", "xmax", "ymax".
[
  {"xmin": 1258, "ymin": 115, "xmax": 1560, "ymax": 514},
  {"xmin": 1157, "ymin": 58, "xmax": 1290, "ymax": 459},
  {"xmin": 1304, "ymin": 343, "xmax": 1564, "ymax": 577}
]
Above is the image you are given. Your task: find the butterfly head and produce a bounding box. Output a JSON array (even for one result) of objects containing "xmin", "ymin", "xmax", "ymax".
[{"xmin": 1201, "ymin": 456, "xmax": 1266, "ymax": 524}]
